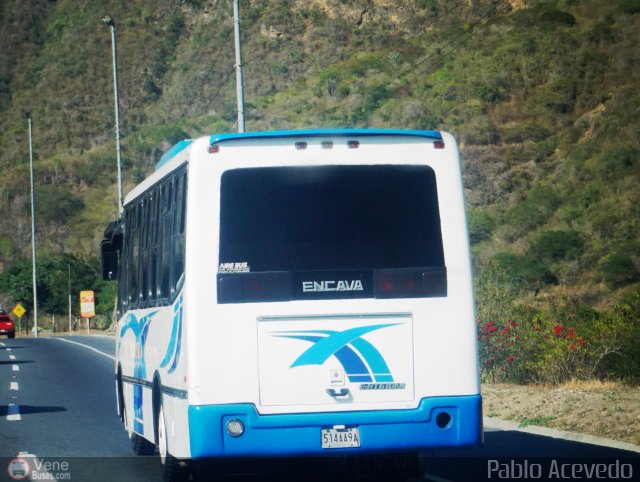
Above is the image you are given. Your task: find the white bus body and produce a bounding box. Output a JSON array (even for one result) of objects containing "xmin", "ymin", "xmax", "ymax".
[{"xmin": 104, "ymin": 129, "xmax": 482, "ymax": 472}]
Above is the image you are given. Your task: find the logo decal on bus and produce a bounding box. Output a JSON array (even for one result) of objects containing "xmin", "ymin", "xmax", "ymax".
[
  {"xmin": 302, "ymin": 280, "xmax": 364, "ymax": 292},
  {"xmin": 273, "ymin": 324, "xmax": 398, "ymax": 383},
  {"xmin": 119, "ymin": 310, "xmax": 159, "ymax": 433},
  {"xmin": 118, "ymin": 295, "xmax": 184, "ymax": 433},
  {"xmin": 160, "ymin": 295, "xmax": 184, "ymax": 374}
]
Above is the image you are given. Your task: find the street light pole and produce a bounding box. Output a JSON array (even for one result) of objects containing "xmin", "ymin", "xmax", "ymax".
[
  {"xmin": 101, "ymin": 14, "xmax": 124, "ymax": 214},
  {"xmin": 233, "ymin": 0, "xmax": 246, "ymax": 133},
  {"xmin": 24, "ymin": 112, "xmax": 39, "ymax": 338}
]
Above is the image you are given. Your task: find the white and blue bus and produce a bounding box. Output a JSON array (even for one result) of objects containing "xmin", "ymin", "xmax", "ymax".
[{"xmin": 101, "ymin": 129, "xmax": 482, "ymax": 481}]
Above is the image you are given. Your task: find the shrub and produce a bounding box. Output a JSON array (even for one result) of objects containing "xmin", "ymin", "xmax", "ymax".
[
  {"xmin": 467, "ymin": 208, "xmax": 495, "ymax": 244},
  {"xmin": 539, "ymin": 10, "xmax": 577, "ymax": 28},
  {"xmin": 477, "ymin": 315, "xmax": 591, "ymax": 384},
  {"xmin": 599, "ymin": 253, "xmax": 640, "ymax": 288},
  {"xmin": 504, "ymin": 184, "xmax": 561, "ymax": 239},
  {"xmin": 36, "ymin": 185, "xmax": 84, "ymax": 223},
  {"xmin": 595, "ymin": 146, "xmax": 640, "ymax": 180},
  {"xmin": 528, "ymin": 230, "xmax": 584, "ymax": 261}
]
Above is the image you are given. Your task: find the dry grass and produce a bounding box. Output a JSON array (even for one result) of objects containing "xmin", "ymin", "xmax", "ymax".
[{"xmin": 483, "ymin": 381, "xmax": 640, "ymax": 446}]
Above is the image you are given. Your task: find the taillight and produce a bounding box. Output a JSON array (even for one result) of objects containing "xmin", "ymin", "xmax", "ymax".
[
  {"xmin": 208, "ymin": 144, "xmax": 220, "ymax": 153},
  {"xmin": 433, "ymin": 140, "xmax": 445, "ymax": 149},
  {"xmin": 218, "ymin": 272, "xmax": 292, "ymax": 303},
  {"xmin": 374, "ymin": 268, "xmax": 447, "ymax": 298}
]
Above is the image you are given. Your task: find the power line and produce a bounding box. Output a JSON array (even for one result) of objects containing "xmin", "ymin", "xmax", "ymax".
[
  {"xmin": 298, "ymin": 0, "xmax": 514, "ymax": 121},
  {"xmin": 265, "ymin": 0, "xmax": 470, "ymax": 118},
  {"xmin": 406, "ymin": 0, "xmax": 513, "ymax": 80}
]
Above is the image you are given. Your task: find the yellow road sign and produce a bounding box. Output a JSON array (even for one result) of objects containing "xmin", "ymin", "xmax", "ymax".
[
  {"xmin": 80, "ymin": 290, "xmax": 96, "ymax": 318},
  {"xmin": 12, "ymin": 304, "xmax": 26, "ymax": 318}
]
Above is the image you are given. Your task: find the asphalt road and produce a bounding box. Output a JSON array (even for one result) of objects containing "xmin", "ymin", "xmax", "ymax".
[{"xmin": 1, "ymin": 336, "xmax": 638, "ymax": 482}]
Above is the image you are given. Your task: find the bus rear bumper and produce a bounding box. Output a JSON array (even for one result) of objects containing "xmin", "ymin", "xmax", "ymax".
[{"xmin": 188, "ymin": 394, "xmax": 482, "ymax": 459}]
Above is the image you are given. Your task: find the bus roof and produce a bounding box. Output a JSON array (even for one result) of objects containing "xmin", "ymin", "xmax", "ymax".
[{"xmin": 155, "ymin": 129, "xmax": 443, "ymax": 171}]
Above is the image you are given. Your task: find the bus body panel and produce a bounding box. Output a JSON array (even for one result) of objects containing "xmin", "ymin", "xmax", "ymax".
[{"xmin": 114, "ymin": 130, "xmax": 481, "ymax": 461}]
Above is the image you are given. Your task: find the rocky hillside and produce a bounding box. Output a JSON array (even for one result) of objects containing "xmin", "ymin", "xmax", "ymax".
[{"xmin": 0, "ymin": 0, "xmax": 639, "ymax": 320}]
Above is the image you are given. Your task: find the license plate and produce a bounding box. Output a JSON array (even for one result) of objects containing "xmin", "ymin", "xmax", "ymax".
[{"xmin": 321, "ymin": 427, "xmax": 360, "ymax": 449}]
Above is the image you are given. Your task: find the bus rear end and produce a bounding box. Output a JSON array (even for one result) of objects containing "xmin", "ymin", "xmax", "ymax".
[{"xmin": 184, "ymin": 130, "xmax": 481, "ymax": 463}]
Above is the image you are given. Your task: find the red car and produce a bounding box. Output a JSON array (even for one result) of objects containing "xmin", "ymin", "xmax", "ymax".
[{"xmin": 0, "ymin": 310, "xmax": 15, "ymax": 338}]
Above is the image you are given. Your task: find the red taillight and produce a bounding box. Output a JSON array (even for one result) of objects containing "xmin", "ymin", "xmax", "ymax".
[
  {"xmin": 375, "ymin": 271, "xmax": 424, "ymax": 298},
  {"xmin": 218, "ymin": 273, "xmax": 291, "ymax": 303},
  {"xmin": 208, "ymin": 144, "xmax": 220, "ymax": 153},
  {"xmin": 374, "ymin": 268, "xmax": 447, "ymax": 299},
  {"xmin": 433, "ymin": 140, "xmax": 445, "ymax": 149}
]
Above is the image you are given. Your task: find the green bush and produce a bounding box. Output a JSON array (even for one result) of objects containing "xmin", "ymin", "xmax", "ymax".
[
  {"xmin": 493, "ymin": 252, "xmax": 557, "ymax": 289},
  {"xmin": 36, "ymin": 185, "xmax": 84, "ymax": 223},
  {"xmin": 599, "ymin": 253, "xmax": 640, "ymax": 288},
  {"xmin": 595, "ymin": 146, "xmax": 640, "ymax": 180},
  {"xmin": 619, "ymin": 0, "xmax": 640, "ymax": 14},
  {"xmin": 467, "ymin": 208, "xmax": 495, "ymax": 244},
  {"xmin": 504, "ymin": 184, "xmax": 561, "ymax": 239},
  {"xmin": 539, "ymin": 10, "xmax": 577, "ymax": 28},
  {"xmin": 528, "ymin": 230, "xmax": 584, "ymax": 261}
]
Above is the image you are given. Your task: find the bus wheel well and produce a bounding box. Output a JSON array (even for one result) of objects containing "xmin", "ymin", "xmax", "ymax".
[{"xmin": 152, "ymin": 373, "xmax": 163, "ymax": 445}]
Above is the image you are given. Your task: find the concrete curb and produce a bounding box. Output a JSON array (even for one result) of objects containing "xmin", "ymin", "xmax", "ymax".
[{"xmin": 484, "ymin": 417, "xmax": 640, "ymax": 454}]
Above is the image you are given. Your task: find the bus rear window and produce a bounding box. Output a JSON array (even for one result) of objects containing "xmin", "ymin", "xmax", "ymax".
[{"xmin": 218, "ymin": 165, "xmax": 446, "ymax": 302}]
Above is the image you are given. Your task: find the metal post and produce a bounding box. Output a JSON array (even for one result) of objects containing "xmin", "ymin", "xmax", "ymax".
[
  {"xmin": 233, "ymin": 0, "xmax": 246, "ymax": 133},
  {"xmin": 102, "ymin": 15, "xmax": 124, "ymax": 213},
  {"xmin": 24, "ymin": 112, "xmax": 39, "ymax": 338}
]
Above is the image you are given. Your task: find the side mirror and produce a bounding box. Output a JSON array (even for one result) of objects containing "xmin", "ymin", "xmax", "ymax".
[{"xmin": 101, "ymin": 239, "xmax": 119, "ymax": 281}]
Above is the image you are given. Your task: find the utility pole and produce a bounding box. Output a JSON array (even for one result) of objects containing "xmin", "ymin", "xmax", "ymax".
[
  {"xmin": 233, "ymin": 0, "xmax": 246, "ymax": 133},
  {"xmin": 24, "ymin": 112, "xmax": 39, "ymax": 338},
  {"xmin": 101, "ymin": 14, "xmax": 124, "ymax": 213}
]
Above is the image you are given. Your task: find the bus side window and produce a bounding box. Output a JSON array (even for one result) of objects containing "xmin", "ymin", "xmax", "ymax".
[
  {"xmin": 148, "ymin": 190, "xmax": 159, "ymax": 306},
  {"xmin": 139, "ymin": 198, "xmax": 149, "ymax": 307},
  {"xmin": 158, "ymin": 180, "xmax": 173, "ymax": 302},
  {"xmin": 118, "ymin": 210, "xmax": 130, "ymax": 316},
  {"xmin": 172, "ymin": 173, "xmax": 187, "ymax": 296},
  {"xmin": 130, "ymin": 204, "xmax": 140, "ymax": 309}
]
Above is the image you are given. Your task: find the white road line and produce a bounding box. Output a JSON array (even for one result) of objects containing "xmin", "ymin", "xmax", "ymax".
[
  {"xmin": 13, "ymin": 364, "xmax": 19, "ymax": 372},
  {"xmin": 53, "ymin": 337, "xmax": 115, "ymax": 361},
  {"xmin": 7, "ymin": 347, "xmax": 12, "ymax": 351},
  {"xmin": 7, "ymin": 404, "xmax": 21, "ymax": 421},
  {"xmin": 10, "ymin": 381, "xmax": 19, "ymax": 390},
  {"xmin": 0, "ymin": 342, "xmax": 5, "ymax": 346},
  {"xmin": 9, "ymin": 354, "xmax": 16, "ymax": 360}
]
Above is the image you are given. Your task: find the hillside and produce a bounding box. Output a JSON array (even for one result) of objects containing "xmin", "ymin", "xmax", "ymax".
[{"xmin": 0, "ymin": 0, "xmax": 638, "ymax": 357}]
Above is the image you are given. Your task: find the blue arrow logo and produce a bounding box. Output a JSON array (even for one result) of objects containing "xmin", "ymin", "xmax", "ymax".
[{"xmin": 273, "ymin": 324, "xmax": 398, "ymax": 383}]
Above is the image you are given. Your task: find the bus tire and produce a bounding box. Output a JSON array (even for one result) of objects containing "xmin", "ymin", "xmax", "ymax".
[
  {"xmin": 116, "ymin": 367, "xmax": 124, "ymax": 422},
  {"xmin": 158, "ymin": 402, "xmax": 189, "ymax": 482},
  {"xmin": 131, "ymin": 431, "xmax": 156, "ymax": 456}
]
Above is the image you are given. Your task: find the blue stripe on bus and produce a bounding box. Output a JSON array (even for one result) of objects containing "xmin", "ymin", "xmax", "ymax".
[
  {"xmin": 155, "ymin": 139, "xmax": 193, "ymax": 170},
  {"xmin": 188, "ymin": 394, "xmax": 482, "ymax": 458},
  {"xmin": 155, "ymin": 129, "xmax": 443, "ymax": 171},
  {"xmin": 208, "ymin": 129, "xmax": 443, "ymax": 146}
]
